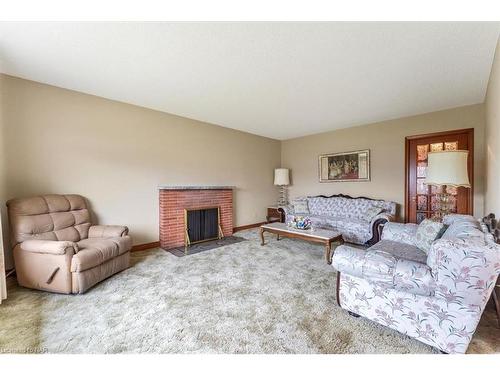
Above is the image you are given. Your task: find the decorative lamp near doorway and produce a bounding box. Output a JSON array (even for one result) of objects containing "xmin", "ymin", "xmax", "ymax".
[
  {"xmin": 425, "ymin": 150, "xmax": 470, "ymax": 219},
  {"xmin": 274, "ymin": 168, "xmax": 290, "ymax": 206}
]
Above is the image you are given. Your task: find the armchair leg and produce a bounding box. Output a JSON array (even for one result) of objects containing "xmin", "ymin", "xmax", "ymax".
[
  {"xmin": 348, "ymin": 311, "xmax": 360, "ymax": 318},
  {"xmin": 336, "ymin": 272, "xmax": 342, "ymax": 307},
  {"xmin": 492, "ymin": 285, "xmax": 500, "ymax": 329}
]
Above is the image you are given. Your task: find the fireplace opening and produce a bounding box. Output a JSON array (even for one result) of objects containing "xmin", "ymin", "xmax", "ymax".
[{"xmin": 184, "ymin": 206, "xmax": 224, "ymax": 252}]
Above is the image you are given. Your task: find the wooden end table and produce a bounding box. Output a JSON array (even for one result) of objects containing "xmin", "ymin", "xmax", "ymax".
[
  {"xmin": 260, "ymin": 222, "xmax": 344, "ymax": 264},
  {"xmin": 266, "ymin": 206, "xmax": 284, "ymax": 223}
]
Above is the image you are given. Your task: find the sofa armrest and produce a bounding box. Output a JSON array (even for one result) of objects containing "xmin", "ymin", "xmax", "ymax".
[
  {"xmin": 367, "ymin": 213, "xmax": 395, "ymax": 245},
  {"xmin": 278, "ymin": 205, "xmax": 296, "ymax": 224},
  {"xmin": 370, "ymin": 213, "xmax": 394, "ymax": 229},
  {"xmin": 88, "ymin": 225, "xmax": 129, "ymax": 238},
  {"xmin": 427, "ymin": 238, "xmax": 500, "ymax": 305},
  {"xmin": 332, "ymin": 245, "xmax": 366, "ymax": 278},
  {"xmin": 278, "ymin": 205, "xmax": 294, "ymax": 217},
  {"xmin": 19, "ymin": 240, "xmax": 78, "ymax": 255},
  {"xmin": 333, "ymin": 244, "xmax": 435, "ymax": 296},
  {"xmin": 381, "ymin": 222, "xmax": 418, "ymax": 246}
]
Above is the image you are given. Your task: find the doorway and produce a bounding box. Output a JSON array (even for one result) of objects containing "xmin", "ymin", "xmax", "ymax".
[{"xmin": 405, "ymin": 128, "xmax": 473, "ymax": 223}]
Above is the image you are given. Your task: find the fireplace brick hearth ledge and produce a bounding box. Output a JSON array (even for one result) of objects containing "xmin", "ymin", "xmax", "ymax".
[{"xmin": 159, "ymin": 186, "xmax": 234, "ymax": 250}]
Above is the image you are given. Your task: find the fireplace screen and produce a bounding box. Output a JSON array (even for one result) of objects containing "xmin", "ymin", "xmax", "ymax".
[{"xmin": 184, "ymin": 206, "xmax": 223, "ymax": 252}]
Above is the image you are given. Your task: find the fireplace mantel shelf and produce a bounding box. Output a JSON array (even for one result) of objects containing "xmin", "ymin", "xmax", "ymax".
[{"xmin": 158, "ymin": 185, "xmax": 234, "ymax": 190}]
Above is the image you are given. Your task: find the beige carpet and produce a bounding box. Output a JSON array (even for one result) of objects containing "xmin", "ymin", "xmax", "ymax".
[{"xmin": 0, "ymin": 229, "xmax": 498, "ymax": 354}]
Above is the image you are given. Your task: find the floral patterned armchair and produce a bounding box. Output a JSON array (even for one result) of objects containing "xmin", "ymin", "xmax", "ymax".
[{"xmin": 332, "ymin": 214, "xmax": 500, "ymax": 354}]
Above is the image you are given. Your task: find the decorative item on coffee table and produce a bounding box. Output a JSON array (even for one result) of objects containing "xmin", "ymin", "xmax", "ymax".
[{"xmin": 287, "ymin": 216, "xmax": 312, "ymax": 230}]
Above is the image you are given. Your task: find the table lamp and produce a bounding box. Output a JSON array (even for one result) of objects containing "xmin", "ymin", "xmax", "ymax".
[
  {"xmin": 274, "ymin": 168, "xmax": 290, "ymax": 206},
  {"xmin": 425, "ymin": 150, "xmax": 470, "ymax": 219}
]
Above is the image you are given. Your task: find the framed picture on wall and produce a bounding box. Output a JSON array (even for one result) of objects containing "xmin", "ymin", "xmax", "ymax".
[{"xmin": 318, "ymin": 149, "xmax": 370, "ymax": 182}]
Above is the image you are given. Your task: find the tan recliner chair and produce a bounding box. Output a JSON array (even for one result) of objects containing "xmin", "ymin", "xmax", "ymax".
[{"xmin": 7, "ymin": 194, "xmax": 131, "ymax": 294}]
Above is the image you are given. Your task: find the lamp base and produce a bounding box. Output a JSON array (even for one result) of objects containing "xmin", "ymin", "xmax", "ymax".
[
  {"xmin": 432, "ymin": 185, "xmax": 452, "ymax": 221},
  {"xmin": 277, "ymin": 185, "xmax": 288, "ymax": 207}
]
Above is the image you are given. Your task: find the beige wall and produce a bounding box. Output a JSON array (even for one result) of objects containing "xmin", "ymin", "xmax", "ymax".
[
  {"xmin": 281, "ymin": 104, "xmax": 485, "ymax": 220},
  {"xmin": 0, "ymin": 76, "xmax": 7, "ymax": 298},
  {"xmin": 485, "ymin": 39, "xmax": 500, "ymax": 216},
  {"xmin": 0, "ymin": 73, "xmax": 492, "ymax": 273},
  {"xmin": 0, "ymin": 75, "xmax": 281, "ymax": 265}
]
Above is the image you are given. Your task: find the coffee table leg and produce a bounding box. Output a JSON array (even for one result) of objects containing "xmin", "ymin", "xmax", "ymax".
[
  {"xmin": 277, "ymin": 234, "xmax": 280, "ymax": 241},
  {"xmin": 327, "ymin": 238, "xmax": 344, "ymax": 264},
  {"xmin": 260, "ymin": 228, "xmax": 265, "ymax": 246},
  {"xmin": 325, "ymin": 242, "xmax": 332, "ymax": 264}
]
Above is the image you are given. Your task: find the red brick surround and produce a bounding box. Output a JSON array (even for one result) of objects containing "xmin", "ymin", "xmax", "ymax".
[{"xmin": 159, "ymin": 188, "xmax": 233, "ymax": 249}]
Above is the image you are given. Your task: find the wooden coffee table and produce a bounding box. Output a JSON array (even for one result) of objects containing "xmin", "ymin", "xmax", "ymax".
[{"xmin": 260, "ymin": 222, "xmax": 344, "ymax": 264}]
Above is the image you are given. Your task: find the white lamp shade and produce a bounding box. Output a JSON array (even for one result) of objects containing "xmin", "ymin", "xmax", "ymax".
[
  {"xmin": 274, "ymin": 168, "xmax": 290, "ymax": 186},
  {"xmin": 425, "ymin": 150, "xmax": 470, "ymax": 187}
]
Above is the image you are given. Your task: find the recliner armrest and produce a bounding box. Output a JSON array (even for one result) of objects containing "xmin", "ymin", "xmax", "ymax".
[
  {"xmin": 88, "ymin": 225, "xmax": 129, "ymax": 238},
  {"xmin": 19, "ymin": 240, "xmax": 78, "ymax": 255}
]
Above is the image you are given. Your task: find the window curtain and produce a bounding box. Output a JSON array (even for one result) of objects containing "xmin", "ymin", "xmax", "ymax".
[{"xmin": 0, "ymin": 214, "xmax": 6, "ymax": 303}]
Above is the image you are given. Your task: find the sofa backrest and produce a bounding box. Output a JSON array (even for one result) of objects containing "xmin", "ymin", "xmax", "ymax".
[
  {"xmin": 306, "ymin": 194, "xmax": 396, "ymax": 219},
  {"xmin": 441, "ymin": 214, "xmax": 486, "ymax": 243},
  {"xmin": 7, "ymin": 194, "xmax": 92, "ymax": 246}
]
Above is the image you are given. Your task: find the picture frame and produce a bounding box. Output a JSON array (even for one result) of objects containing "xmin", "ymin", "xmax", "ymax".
[{"xmin": 318, "ymin": 149, "xmax": 370, "ymax": 182}]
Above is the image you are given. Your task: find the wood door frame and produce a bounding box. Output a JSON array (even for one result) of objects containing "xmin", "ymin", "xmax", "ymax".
[{"xmin": 404, "ymin": 128, "xmax": 474, "ymax": 223}]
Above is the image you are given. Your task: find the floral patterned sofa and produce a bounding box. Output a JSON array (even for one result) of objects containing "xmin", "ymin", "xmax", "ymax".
[
  {"xmin": 279, "ymin": 194, "xmax": 397, "ymax": 245},
  {"xmin": 332, "ymin": 214, "xmax": 500, "ymax": 354}
]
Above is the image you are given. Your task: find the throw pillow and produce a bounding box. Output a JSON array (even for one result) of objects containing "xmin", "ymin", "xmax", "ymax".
[
  {"xmin": 292, "ymin": 199, "xmax": 310, "ymax": 214},
  {"xmin": 363, "ymin": 206, "xmax": 383, "ymax": 221},
  {"xmin": 415, "ymin": 219, "xmax": 445, "ymax": 254}
]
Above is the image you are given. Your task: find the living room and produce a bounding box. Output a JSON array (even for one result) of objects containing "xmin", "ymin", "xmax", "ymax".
[{"xmin": 1, "ymin": 3, "xmax": 500, "ymax": 371}]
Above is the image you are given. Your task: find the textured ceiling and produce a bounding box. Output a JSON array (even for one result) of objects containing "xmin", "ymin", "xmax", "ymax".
[{"xmin": 1, "ymin": 22, "xmax": 499, "ymax": 139}]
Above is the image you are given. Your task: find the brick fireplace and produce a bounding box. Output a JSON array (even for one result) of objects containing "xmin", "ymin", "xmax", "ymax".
[{"xmin": 159, "ymin": 186, "xmax": 233, "ymax": 250}]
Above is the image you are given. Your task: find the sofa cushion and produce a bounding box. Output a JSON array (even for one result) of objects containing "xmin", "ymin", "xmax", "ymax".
[
  {"xmin": 367, "ymin": 239, "xmax": 427, "ymax": 264},
  {"xmin": 71, "ymin": 236, "xmax": 132, "ymax": 272},
  {"xmin": 291, "ymin": 199, "xmax": 309, "ymax": 214},
  {"xmin": 303, "ymin": 215, "xmax": 371, "ymax": 244},
  {"xmin": 362, "ymin": 206, "xmax": 383, "ymax": 221},
  {"xmin": 415, "ymin": 219, "xmax": 445, "ymax": 254},
  {"xmin": 381, "ymin": 222, "xmax": 418, "ymax": 246},
  {"xmin": 307, "ymin": 197, "xmax": 341, "ymax": 216},
  {"xmin": 334, "ymin": 218, "xmax": 371, "ymax": 244}
]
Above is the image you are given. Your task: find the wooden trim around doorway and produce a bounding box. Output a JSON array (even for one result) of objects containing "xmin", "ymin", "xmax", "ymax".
[{"xmin": 404, "ymin": 128, "xmax": 474, "ymax": 223}]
